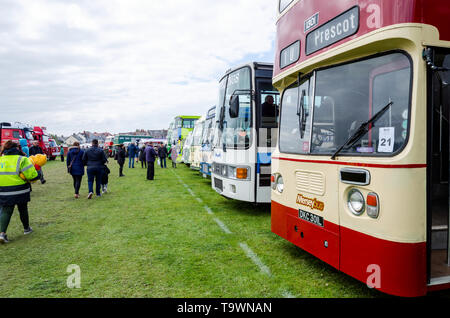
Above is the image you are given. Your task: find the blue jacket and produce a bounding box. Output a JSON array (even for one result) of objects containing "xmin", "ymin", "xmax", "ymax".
[
  {"xmin": 82, "ymin": 145, "xmax": 107, "ymax": 168},
  {"xmin": 145, "ymin": 146, "xmax": 157, "ymax": 163},
  {"xmin": 128, "ymin": 143, "xmax": 137, "ymax": 157},
  {"xmin": 19, "ymin": 139, "xmax": 29, "ymax": 157},
  {"xmin": 67, "ymin": 147, "xmax": 85, "ymax": 176}
]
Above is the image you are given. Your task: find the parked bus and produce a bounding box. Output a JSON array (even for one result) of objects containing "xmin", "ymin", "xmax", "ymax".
[
  {"xmin": 200, "ymin": 107, "xmax": 216, "ymax": 178},
  {"xmin": 271, "ymin": 0, "xmax": 450, "ymax": 297},
  {"xmin": 181, "ymin": 131, "xmax": 194, "ymax": 165},
  {"xmin": 167, "ymin": 121, "xmax": 175, "ymax": 150},
  {"xmin": 171, "ymin": 115, "xmax": 201, "ymax": 163},
  {"xmin": 190, "ymin": 116, "xmax": 206, "ymax": 171},
  {"xmin": 211, "ymin": 62, "xmax": 280, "ymax": 203},
  {"xmin": 113, "ymin": 134, "xmax": 150, "ymax": 145}
]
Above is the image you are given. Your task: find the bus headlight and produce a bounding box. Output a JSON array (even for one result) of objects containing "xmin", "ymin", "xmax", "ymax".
[
  {"xmin": 228, "ymin": 166, "xmax": 236, "ymax": 178},
  {"xmin": 276, "ymin": 175, "xmax": 284, "ymax": 193},
  {"xmin": 222, "ymin": 165, "xmax": 228, "ymax": 177},
  {"xmin": 348, "ymin": 189, "xmax": 365, "ymax": 215}
]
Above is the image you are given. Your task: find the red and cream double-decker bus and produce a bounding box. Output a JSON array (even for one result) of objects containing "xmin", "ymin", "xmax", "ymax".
[{"xmin": 271, "ymin": 0, "xmax": 450, "ymax": 297}]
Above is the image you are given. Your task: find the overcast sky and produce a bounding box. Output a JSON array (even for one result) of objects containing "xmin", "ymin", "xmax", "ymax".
[{"xmin": 0, "ymin": 0, "xmax": 277, "ymax": 136}]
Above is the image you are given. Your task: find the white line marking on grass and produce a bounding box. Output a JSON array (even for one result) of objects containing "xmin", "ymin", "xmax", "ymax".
[
  {"xmin": 239, "ymin": 242, "xmax": 271, "ymax": 277},
  {"xmin": 281, "ymin": 289, "xmax": 296, "ymax": 298},
  {"xmin": 173, "ymin": 169, "xmax": 295, "ymax": 298},
  {"xmin": 214, "ymin": 218, "xmax": 232, "ymax": 234},
  {"xmin": 186, "ymin": 188, "xmax": 196, "ymax": 197},
  {"xmin": 204, "ymin": 206, "xmax": 214, "ymax": 215}
]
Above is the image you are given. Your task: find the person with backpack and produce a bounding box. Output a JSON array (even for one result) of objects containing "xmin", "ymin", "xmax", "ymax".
[
  {"xmin": 66, "ymin": 142, "xmax": 85, "ymax": 199},
  {"xmin": 0, "ymin": 140, "xmax": 39, "ymax": 244}
]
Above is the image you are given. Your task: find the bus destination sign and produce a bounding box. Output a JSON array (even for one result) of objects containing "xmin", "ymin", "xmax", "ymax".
[{"xmin": 306, "ymin": 6, "xmax": 359, "ymax": 55}]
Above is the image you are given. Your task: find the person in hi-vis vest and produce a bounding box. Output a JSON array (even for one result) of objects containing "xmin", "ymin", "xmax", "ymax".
[{"xmin": 0, "ymin": 140, "xmax": 39, "ymax": 244}]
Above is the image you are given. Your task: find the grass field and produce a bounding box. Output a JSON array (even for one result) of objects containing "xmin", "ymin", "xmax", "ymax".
[{"xmin": 0, "ymin": 159, "xmax": 448, "ymax": 298}]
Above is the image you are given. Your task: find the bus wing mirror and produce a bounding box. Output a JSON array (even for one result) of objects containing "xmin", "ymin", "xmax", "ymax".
[{"xmin": 229, "ymin": 95, "xmax": 240, "ymax": 118}]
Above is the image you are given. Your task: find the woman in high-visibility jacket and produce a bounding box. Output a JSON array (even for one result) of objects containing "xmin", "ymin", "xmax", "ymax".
[{"xmin": 0, "ymin": 140, "xmax": 39, "ymax": 244}]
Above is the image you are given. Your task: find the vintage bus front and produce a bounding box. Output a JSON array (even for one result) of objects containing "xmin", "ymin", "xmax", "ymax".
[
  {"xmin": 181, "ymin": 131, "xmax": 193, "ymax": 165},
  {"xmin": 271, "ymin": 0, "xmax": 450, "ymax": 297},
  {"xmin": 200, "ymin": 107, "xmax": 216, "ymax": 178},
  {"xmin": 190, "ymin": 117, "xmax": 205, "ymax": 171},
  {"xmin": 212, "ymin": 62, "xmax": 279, "ymax": 203},
  {"xmin": 175, "ymin": 116, "xmax": 200, "ymax": 163}
]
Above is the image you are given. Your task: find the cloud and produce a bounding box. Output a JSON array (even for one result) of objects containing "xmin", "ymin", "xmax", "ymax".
[{"xmin": 0, "ymin": 0, "xmax": 277, "ymax": 135}]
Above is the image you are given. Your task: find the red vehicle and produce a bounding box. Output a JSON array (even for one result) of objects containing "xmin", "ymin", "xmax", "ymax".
[
  {"xmin": 272, "ymin": 0, "xmax": 450, "ymax": 297},
  {"xmin": 104, "ymin": 136, "xmax": 114, "ymax": 157},
  {"xmin": 32, "ymin": 126, "xmax": 60, "ymax": 160},
  {"xmin": 0, "ymin": 122, "xmax": 34, "ymax": 147}
]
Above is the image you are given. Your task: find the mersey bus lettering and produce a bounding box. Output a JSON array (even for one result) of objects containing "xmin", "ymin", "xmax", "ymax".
[{"xmin": 296, "ymin": 194, "xmax": 325, "ymax": 211}]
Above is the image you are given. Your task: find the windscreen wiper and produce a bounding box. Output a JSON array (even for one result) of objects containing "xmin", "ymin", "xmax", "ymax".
[
  {"xmin": 297, "ymin": 89, "xmax": 306, "ymax": 138},
  {"xmin": 331, "ymin": 101, "xmax": 394, "ymax": 160}
]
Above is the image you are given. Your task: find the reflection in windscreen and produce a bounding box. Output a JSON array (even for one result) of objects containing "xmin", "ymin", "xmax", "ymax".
[
  {"xmin": 279, "ymin": 53, "xmax": 411, "ymax": 156},
  {"xmin": 222, "ymin": 67, "xmax": 252, "ymax": 149}
]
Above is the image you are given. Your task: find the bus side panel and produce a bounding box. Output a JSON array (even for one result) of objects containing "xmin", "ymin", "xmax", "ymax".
[
  {"xmin": 340, "ymin": 226, "xmax": 427, "ymax": 297},
  {"xmin": 272, "ymin": 201, "xmax": 340, "ymax": 269}
]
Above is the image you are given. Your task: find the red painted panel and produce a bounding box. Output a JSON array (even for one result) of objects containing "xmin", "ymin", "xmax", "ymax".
[
  {"xmin": 274, "ymin": 0, "xmax": 450, "ymax": 77},
  {"xmin": 340, "ymin": 226, "xmax": 427, "ymax": 297},
  {"xmin": 286, "ymin": 214, "xmax": 340, "ymax": 269},
  {"xmin": 272, "ymin": 201, "xmax": 340, "ymax": 269},
  {"xmin": 272, "ymin": 200, "xmax": 429, "ymax": 297}
]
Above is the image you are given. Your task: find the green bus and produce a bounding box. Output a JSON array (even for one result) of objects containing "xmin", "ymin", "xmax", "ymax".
[
  {"xmin": 113, "ymin": 134, "xmax": 152, "ymax": 145},
  {"xmin": 169, "ymin": 115, "xmax": 201, "ymax": 163}
]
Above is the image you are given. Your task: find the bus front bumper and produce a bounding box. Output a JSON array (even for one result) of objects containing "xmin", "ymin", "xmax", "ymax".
[{"xmin": 211, "ymin": 174, "xmax": 254, "ymax": 202}]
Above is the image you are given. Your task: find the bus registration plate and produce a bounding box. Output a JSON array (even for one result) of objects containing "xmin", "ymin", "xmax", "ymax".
[{"xmin": 298, "ymin": 209, "xmax": 324, "ymax": 227}]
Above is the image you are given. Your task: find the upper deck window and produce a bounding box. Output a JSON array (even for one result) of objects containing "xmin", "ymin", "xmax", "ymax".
[
  {"xmin": 182, "ymin": 119, "xmax": 196, "ymax": 129},
  {"xmin": 279, "ymin": 0, "xmax": 294, "ymax": 13},
  {"xmin": 279, "ymin": 52, "xmax": 412, "ymax": 157}
]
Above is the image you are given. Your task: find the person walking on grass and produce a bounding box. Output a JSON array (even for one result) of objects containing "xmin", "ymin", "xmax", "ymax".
[
  {"xmin": 100, "ymin": 164, "xmax": 110, "ymax": 194},
  {"xmin": 66, "ymin": 141, "xmax": 85, "ymax": 199},
  {"xmin": 127, "ymin": 142, "xmax": 137, "ymax": 169},
  {"xmin": 115, "ymin": 144, "xmax": 126, "ymax": 177},
  {"xmin": 60, "ymin": 146, "xmax": 65, "ymax": 162},
  {"xmin": 0, "ymin": 140, "xmax": 39, "ymax": 244},
  {"xmin": 158, "ymin": 143, "xmax": 168, "ymax": 169},
  {"xmin": 82, "ymin": 139, "xmax": 107, "ymax": 199},
  {"xmin": 139, "ymin": 145, "xmax": 147, "ymax": 169},
  {"xmin": 145, "ymin": 142, "xmax": 157, "ymax": 180},
  {"xmin": 170, "ymin": 144, "xmax": 178, "ymax": 168}
]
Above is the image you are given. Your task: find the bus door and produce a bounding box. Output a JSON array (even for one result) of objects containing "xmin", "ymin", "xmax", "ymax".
[
  {"xmin": 256, "ymin": 78, "xmax": 280, "ymax": 200},
  {"xmin": 428, "ymin": 47, "xmax": 450, "ymax": 284}
]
